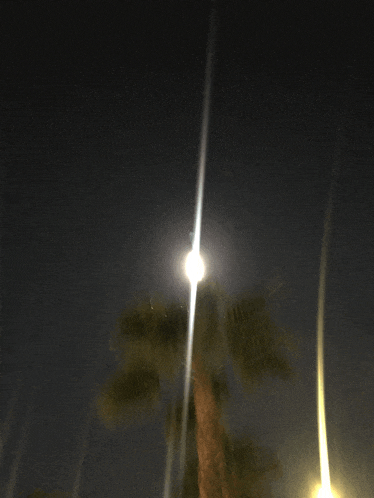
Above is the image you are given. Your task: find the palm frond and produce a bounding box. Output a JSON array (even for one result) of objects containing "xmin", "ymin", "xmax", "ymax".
[
  {"xmin": 110, "ymin": 294, "xmax": 187, "ymax": 381},
  {"xmin": 193, "ymin": 281, "xmax": 231, "ymax": 372},
  {"xmin": 225, "ymin": 434, "xmax": 283, "ymax": 498},
  {"xmin": 225, "ymin": 289, "xmax": 297, "ymax": 391},
  {"xmin": 164, "ymin": 395, "xmax": 196, "ymax": 442},
  {"xmin": 172, "ymin": 432, "xmax": 282, "ymax": 498},
  {"xmin": 94, "ymin": 363, "xmax": 161, "ymax": 429}
]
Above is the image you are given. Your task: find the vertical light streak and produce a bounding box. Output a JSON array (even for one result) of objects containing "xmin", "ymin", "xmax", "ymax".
[
  {"xmin": 5, "ymin": 387, "xmax": 36, "ymax": 498},
  {"xmin": 317, "ymin": 204, "xmax": 332, "ymax": 496},
  {"xmin": 178, "ymin": 6, "xmax": 217, "ymax": 485},
  {"xmin": 163, "ymin": 402, "xmax": 177, "ymax": 498},
  {"xmin": 72, "ymin": 401, "xmax": 94, "ymax": 498},
  {"xmin": 0, "ymin": 377, "xmax": 23, "ymax": 469},
  {"xmin": 316, "ymin": 125, "xmax": 342, "ymax": 498},
  {"xmin": 179, "ymin": 280, "xmax": 198, "ymax": 479}
]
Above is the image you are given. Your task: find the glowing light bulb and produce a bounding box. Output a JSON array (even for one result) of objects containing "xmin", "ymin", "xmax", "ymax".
[
  {"xmin": 185, "ymin": 251, "xmax": 204, "ymax": 283},
  {"xmin": 316, "ymin": 485, "xmax": 338, "ymax": 498}
]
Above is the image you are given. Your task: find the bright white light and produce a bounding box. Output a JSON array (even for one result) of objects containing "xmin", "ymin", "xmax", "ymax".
[
  {"xmin": 317, "ymin": 485, "xmax": 338, "ymax": 498},
  {"xmin": 185, "ymin": 251, "xmax": 204, "ymax": 283}
]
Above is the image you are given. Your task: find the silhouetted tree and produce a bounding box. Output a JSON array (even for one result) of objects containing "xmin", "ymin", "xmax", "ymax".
[
  {"xmin": 167, "ymin": 396, "xmax": 283, "ymax": 498},
  {"xmin": 95, "ymin": 280, "xmax": 298, "ymax": 498}
]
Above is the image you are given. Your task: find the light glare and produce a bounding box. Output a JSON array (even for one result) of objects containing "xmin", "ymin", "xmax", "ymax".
[
  {"xmin": 185, "ymin": 251, "xmax": 204, "ymax": 283},
  {"xmin": 317, "ymin": 485, "xmax": 338, "ymax": 498}
]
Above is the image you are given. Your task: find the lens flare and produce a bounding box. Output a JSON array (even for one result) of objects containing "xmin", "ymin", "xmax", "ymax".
[
  {"xmin": 5, "ymin": 388, "xmax": 36, "ymax": 498},
  {"xmin": 314, "ymin": 482, "xmax": 339, "ymax": 498},
  {"xmin": 72, "ymin": 400, "xmax": 94, "ymax": 498},
  {"xmin": 178, "ymin": 7, "xmax": 218, "ymax": 490},
  {"xmin": 0, "ymin": 377, "xmax": 23, "ymax": 469},
  {"xmin": 317, "ymin": 486, "xmax": 338, "ymax": 498},
  {"xmin": 316, "ymin": 124, "xmax": 342, "ymax": 498}
]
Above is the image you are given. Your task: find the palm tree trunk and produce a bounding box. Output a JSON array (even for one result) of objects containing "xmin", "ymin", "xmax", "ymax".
[{"xmin": 192, "ymin": 353, "xmax": 234, "ymax": 498}]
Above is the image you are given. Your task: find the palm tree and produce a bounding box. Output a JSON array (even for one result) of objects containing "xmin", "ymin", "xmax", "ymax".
[
  {"xmin": 94, "ymin": 280, "xmax": 297, "ymax": 498},
  {"xmin": 166, "ymin": 392, "xmax": 283, "ymax": 498}
]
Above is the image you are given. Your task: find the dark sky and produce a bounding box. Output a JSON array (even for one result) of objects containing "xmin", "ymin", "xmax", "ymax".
[{"xmin": 1, "ymin": 1, "xmax": 374, "ymax": 498}]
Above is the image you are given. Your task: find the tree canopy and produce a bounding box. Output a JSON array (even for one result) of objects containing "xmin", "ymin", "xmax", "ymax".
[
  {"xmin": 95, "ymin": 280, "xmax": 297, "ymax": 430},
  {"xmin": 94, "ymin": 279, "xmax": 299, "ymax": 498}
]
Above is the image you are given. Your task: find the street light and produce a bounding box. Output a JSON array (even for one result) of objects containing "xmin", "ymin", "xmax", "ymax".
[
  {"xmin": 314, "ymin": 483, "xmax": 339, "ymax": 498},
  {"xmin": 317, "ymin": 487, "xmax": 335, "ymax": 498},
  {"xmin": 185, "ymin": 250, "xmax": 205, "ymax": 283}
]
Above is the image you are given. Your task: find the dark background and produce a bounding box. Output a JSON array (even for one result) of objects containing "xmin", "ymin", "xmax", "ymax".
[{"xmin": 1, "ymin": 1, "xmax": 374, "ymax": 497}]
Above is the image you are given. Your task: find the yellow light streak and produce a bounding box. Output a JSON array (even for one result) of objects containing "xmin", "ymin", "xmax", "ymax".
[
  {"xmin": 313, "ymin": 481, "xmax": 339, "ymax": 498},
  {"xmin": 317, "ymin": 485, "xmax": 338, "ymax": 498},
  {"xmin": 315, "ymin": 125, "xmax": 342, "ymax": 498},
  {"xmin": 317, "ymin": 223, "xmax": 331, "ymax": 494}
]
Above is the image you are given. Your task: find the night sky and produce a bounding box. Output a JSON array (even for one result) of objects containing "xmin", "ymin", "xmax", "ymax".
[{"xmin": 1, "ymin": 1, "xmax": 374, "ymax": 498}]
